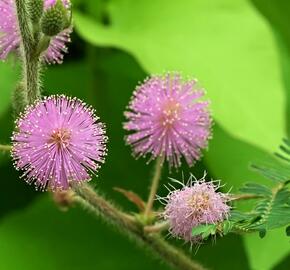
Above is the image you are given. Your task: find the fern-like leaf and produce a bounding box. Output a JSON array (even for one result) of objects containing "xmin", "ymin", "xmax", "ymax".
[
  {"xmin": 251, "ymin": 139, "xmax": 290, "ymax": 184},
  {"xmin": 239, "ymin": 182, "xmax": 272, "ymax": 196},
  {"xmin": 247, "ymin": 186, "xmax": 290, "ymax": 230}
]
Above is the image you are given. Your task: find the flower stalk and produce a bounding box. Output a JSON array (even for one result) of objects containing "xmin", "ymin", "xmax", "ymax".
[
  {"xmin": 15, "ymin": 0, "xmax": 41, "ymax": 104},
  {"xmin": 72, "ymin": 182, "xmax": 207, "ymax": 270},
  {"xmin": 229, "ymin": 194, "xmax": 262, "ymax": 201},
  {"xmin": 144, "ymin": 157, "xmax": 163, "ymax": 219}
]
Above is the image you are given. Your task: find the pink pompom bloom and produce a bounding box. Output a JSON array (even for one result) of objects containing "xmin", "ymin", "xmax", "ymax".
[
  {"xmin": 124, "ymin": 73, "xmax": 211, "ymax": 168},
  {"xmin": 0, "ymin": 0, "xmax": 72, "ymax": 64},
  {"xmin": 162, "ymin": 175, "xmax": 230, "ymax": 242},
  {"xmin": 12, "ymin": 95, "xmax": 107, "ymax": 191}
]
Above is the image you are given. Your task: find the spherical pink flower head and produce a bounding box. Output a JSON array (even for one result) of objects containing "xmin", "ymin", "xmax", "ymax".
[
  {"xmin": 12, "ymin": 95, "xmax": 107, "ymax": 191},
  {"xmin": 124, "ymin": 73, "xmax": 211, "ymax": 168},
  {"xmin": 163, "ymin": 176, "xmax": 230, "ymax": 242},
  {"xmin": 0, "ymin": 0, "xmax": 72, "ymax": 64}
]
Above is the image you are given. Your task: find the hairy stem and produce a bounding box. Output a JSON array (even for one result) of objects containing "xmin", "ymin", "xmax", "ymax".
[
  {"xmin": 15, "ymin": 0, "xmax": 33, "ymax": 53},
  {"xmin": 25, "ymin": 57, "xmax": 41, "ymax": 103},
  {"xmin": 15, "ymin": 0, "xmax": 41, "ymax": 104},
  {"xmin": 72, "ymin": 183, "xmax": 207, "ymax": 270},
  {"xmin": 144, "ymin": 157, "xmax": 163, "ymax": 218},
  {"xmin": 0, "ymin": 145, "xmax": 12, "ymax": 152},
  {"xmin": 72, "ymin": 182, "xmax": 136, "ymax": 229},
  {"xmin": 143, "ymin": 235, "xmax": 206, "ymax": 270}
]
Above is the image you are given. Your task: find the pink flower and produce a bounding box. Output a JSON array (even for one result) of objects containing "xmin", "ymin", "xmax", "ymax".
[
  {"xmin": 12, "ymin": 95, "xmax": 107, "ymax": 191},
  {"xmin": 162, "ymin": 175, "xmax": 230, "ymax": 242},
  {"xmin": 0, "ymin": 0, "xmax": 72, "ymax": 64},
  {"xmin": 124, "ymin": 73, "xmax": 212, "ymax": 168}
]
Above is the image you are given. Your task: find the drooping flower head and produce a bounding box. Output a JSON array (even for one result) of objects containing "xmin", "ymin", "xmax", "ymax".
[
  {"xmin": 0, "ymin": 0, "xmax": 72, "ymax": 64},
  {"xmin": 12, "ymin": 95, "xmax": 107, "ymax": 191},
  {"xmin": 162, "ymin": 175, "xmax": 230, "ymax": 242},
  {"xmin": 124, "ymin": 73, "xmax": 212, "ymax": 168}
]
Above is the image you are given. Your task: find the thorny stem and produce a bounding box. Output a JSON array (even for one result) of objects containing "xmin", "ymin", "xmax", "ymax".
[
  {"xmin": 15, "ymin": 0, "xmax": 41, "ymax": 104},
  {"xmin": 0, "ymin": 145, "xmax": 12, "ymax": 152},
  {"xmin": 72, "ymin": 183, "xmax": 207, "ymax": 270},
  {"xmin": 144, "ymin": 157, "xmax": 163, "ymax": 219}
]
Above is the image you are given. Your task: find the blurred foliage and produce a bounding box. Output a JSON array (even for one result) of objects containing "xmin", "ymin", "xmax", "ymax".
[
  {"xmin": 74, "ymin": 0, "xmax": 286, "ymax": 154},
  {"xmin": 0, "ymin": 0, "xmax": 290, "ymax": 269}
]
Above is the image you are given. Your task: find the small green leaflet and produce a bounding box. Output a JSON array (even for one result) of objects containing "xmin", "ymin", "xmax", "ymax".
[{"xmin": 192, "ymin": 224, "xmax": 217, "ymax": 239}]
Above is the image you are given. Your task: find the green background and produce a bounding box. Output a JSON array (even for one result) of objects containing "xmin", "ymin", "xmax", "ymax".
[{"xmin": 0, "ymin": 0, "xmax": 289, "ymax": 269}]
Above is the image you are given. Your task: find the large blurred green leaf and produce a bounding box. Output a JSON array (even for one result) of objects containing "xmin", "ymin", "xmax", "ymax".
[
  {"xmin": 74, "ymin": 0, "xmax": 286, "ymax": 153},
  {"xmin": 250, "ymin": 0, "xmax": 290, "ymax": 51},
  {"xmin": 249, "ymin": 1, "xmax": 290, "ymax": 138},
  {"xmin": 244, "ymin": 229, "xmax": 290, "ymax": 270},
  {"xmin": 205, "ymin": 125, "xmax": 271, "ymax": 191}
]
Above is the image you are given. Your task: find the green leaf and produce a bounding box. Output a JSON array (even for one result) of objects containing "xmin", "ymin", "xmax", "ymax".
[
  {"xmin": 222, "ymin": 220, "xmax": 234, "ymax": 235},
  {"xmin": 250, "ymin": 187, "xmax": 290, "ymax": 230},
  {"xmin": 244, "ymin": 228, "xmax": 290, "ymax": 270},
  {"xmin": 239, "ymin": 182, "xmax": 272, "ymax": 196},
  {"xmin": 251, "ymin": 161, "xmax": 290, "ymax": 184},
  {"xmin": 192, "ymin": 224, "xmax": 216, "ymax": 238},
  {"xmin": 259, "ymin": 229, "xmax": 266, "ymax": 239},
  {"xmin": 285, "ymin": 226, "xmax": 290, "ymax": 236},
  {"xmin": 251, "ymin": 139, "xmax": 290, "ymax": 184},
  {"xmin": 250, "ymin": 0, "xmax": 290, "ymax": 52},
  {"xmin": 74, "ymin": 0, "xmax": 286, "ymax": 153},
  {"xmin": 229, "ymin": 211, "xmax": 257, "ymax": 223}
]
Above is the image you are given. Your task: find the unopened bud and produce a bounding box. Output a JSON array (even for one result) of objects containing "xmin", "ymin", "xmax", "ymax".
[
  {"xmin": 40, "ymin": 0, "xmax": 69, "ymax": 36},
  {"xmin": 28, "ymin": 0, "xmax": 44, "ymax": 24}
]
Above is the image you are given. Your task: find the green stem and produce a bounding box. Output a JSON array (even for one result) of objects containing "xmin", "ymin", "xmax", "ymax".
[
  {"xmin": 26, "ymin": 57, "xmax": 41, "ymax": 103},
  {"xmin": 0, "ymin": 145, "xmax": 12, "ymax": 152},
  {"xmin": 229, "ymin": 194, "xmax": 262, "ymax": 201},
  {"xmin": 72, "ymin": 183, "xmax": 207, "ymax": 270},
  {"xmin": 15, "ymin": 0, "xmax": 41, "ymax": 104},
  {"xmin": 71, "ymin": 182, "xmax": 136, "ymax": 230},
  {"xmin": 144, "ymin": 157, "xmax": 163, "ymax": 218},
  {"xmin": 144, "ymin": 221, "xmax": 169, "ymax": 233},
  {"xmin": 15, "ymin": 0, "xmax": 33, "ymax": 53}
]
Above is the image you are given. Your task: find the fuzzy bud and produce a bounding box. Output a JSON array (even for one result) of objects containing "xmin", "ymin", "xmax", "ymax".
[
  {"xmin": 28, "ymin": 0, "xmax": 44, "ymax": 24},
  {"xmin": 162, "ymin": 175, "xmax": 230, "ymax": 243},
  {"xmin": 40, "ymin": 0, "xmax": 69, "ymax": 36}
]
